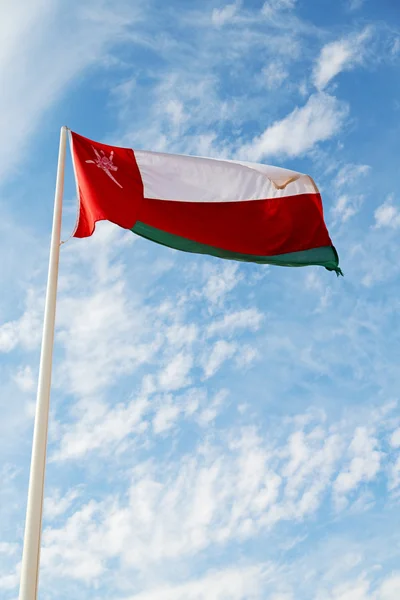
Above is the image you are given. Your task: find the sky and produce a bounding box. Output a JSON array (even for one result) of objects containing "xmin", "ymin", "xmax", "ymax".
[{"xmin": 1, "ymin": 0, "xmax": 400, "ymax": 598}]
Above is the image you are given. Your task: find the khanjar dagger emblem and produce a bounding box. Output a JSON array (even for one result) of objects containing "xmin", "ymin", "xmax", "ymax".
[{"xmin": 85, "ymin": 146, "xmax": 123, "ymax": 188}]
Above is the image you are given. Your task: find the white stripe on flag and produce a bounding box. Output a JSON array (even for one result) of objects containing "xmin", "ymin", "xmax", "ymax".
[{"xmin": 134, "ymin": 150, "xmax": 318, "ymax": 203}]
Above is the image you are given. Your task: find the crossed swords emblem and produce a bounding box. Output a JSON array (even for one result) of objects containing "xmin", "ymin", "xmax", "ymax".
[{"xmin": 85, "ymin": 146, "xmax": 123, "ymax": 188}]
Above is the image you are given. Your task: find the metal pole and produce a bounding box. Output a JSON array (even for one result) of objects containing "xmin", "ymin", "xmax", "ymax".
[{"xmin": 18, "ymin": 126, "xmax": 67, "ymax": 600}]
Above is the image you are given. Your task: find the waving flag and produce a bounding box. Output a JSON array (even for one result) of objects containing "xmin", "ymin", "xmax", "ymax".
[{"xmin": 70, "ymin": 131, "xmax": 341, "ymax": 274}]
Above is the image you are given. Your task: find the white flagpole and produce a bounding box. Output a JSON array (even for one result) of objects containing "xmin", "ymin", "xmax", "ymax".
[{"xmin": 19, "ymin": 126, "xmax": 68, "ymax": 600}]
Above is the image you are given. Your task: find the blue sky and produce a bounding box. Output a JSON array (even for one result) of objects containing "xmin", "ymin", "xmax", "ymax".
[{"xmin": 1, "ymin": 0, "xmax": 400, "ymax": 598}]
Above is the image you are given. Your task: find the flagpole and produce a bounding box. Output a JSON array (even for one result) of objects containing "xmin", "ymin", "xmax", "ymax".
[{"xmin": 19, "ymin": 126, "xmax": 68, "ymax": 600}]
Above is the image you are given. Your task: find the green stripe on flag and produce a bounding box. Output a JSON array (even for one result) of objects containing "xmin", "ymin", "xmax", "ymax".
[{"xmin": 132, "ymin": 221, "xmax": 342, "ymax": 274}]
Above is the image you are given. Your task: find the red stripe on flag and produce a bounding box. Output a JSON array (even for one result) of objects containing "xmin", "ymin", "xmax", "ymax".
[{"xmin": 137, "ymin": 194, "xmax": 332, "ymax": 257}]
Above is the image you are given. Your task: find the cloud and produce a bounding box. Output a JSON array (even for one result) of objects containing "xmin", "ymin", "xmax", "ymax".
[
  {"xmin": 203, "ymin": 340, "xmax": 237, "ymax": 378},
  {"xmin": 211, "ymin": 1, "xmax": 241, "ymax": 26},
  {"xmin": 332, "ymin": 194, "xmax": 364, "ymax": 224},
  {"xmin": 334, "ymin": 164, "xmax": 370, "ymax": 188},
  {"xmin": 262, "ymin": 0, "xmax": 297, "ymax": 19},
  {"xmin": 239, "ymin": 93, "xmax": 348, "ymax": 161},
  {"xmin": 153, "ymin": 401, "xmax": 182, "ymax": 434},
  {"xmin": 158, "ymin": 352, "xmax": 193, "ymax": 391},
  {"xmin": 44, "ymin": 488, "xmax": 80, "ymax": 520},
  {"xmin": 120, "ymin": 563, "xmax": 269, "ymax": 600},
  {"xmin": 390, "ymin": 428, "xmax": 400, "ymax": 448},
  {"xmin": 389, "ymin": 456, "xmax": 400, "ymax": 492},
  {"xmin": 196, "ymin": 389, "xmax": 229, "ymax": 426},
  {"xmin": 207, "ymin": 308, "xmax": 264, "ymax": 338},
  {"xmin": 374, "ymin": 197, "xmax": 400, "ymax": 229},
  {"xmin": 13, "ymin": 365, "xmax": 35, "ymax": 392},
  {"xmin": 392, "ymin": 37, "xmax": 400, "ymax": 57},
  {"xmin": 235, "ymin": 345, "xmax": 259, "ymax": 369},
  {"xmin": 347, "ymin": 0, "xmax": 365, "ymax": 11},
  {"xmin": 312, "ymin": 29, "xmax": 371, "ymax": 90},
  {"xmin": 0, "ymin": 0, "xmax": 142, "ymax": 183},
  {"xmin": 41, "ymin": 407, "xmax": 399, "ymax": 588},
  {"xmin": 262, "ymin": 62, "xmax": 289, "ymax": 90},
  {"xmin": 380, "ymin": 576, "xmax": 400, "ymax": 600},
  {"xmin": 0, "ymin": 570, "xmax": 19, "ymax": 592},
  {"xmin": 333, "ymin": 427, "xmax": 382, "ymax": 510},
  {"xmin": 52, "ymin": 395, "xmax": 149, "ymax": 460},
  {"xmin": 54, "ymin": 226, "xmax": 164, "ymax": 398},
  {"xmin": 0, "ymin": 543, "xmax": 18, "ymax": 556},
  {"xmin": 202, "ymin": 263, "xmax": 242, "ymax": 305},
  {"xmin": 56, "ymin": 279, "xmax": 161, "ymax": 397},
  {"xmin": 0, "ymin": 289, "xmax": 43, "ymax": 353}
]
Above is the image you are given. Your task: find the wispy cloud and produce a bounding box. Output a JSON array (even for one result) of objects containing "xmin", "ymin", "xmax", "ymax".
[
  {"xmin": 40, "ymin": 405, "xmax": 400, "ymax": 589},
  {"xmin": 332, "ymin": 194, "xmax": 364, "ymax": 224},
  {"xmin": 0, "ymin": 0, "xmax": 142, "ymax": 182},
  {"xmin": 203, "ymin": 340, "xmax": 237, "ymax": 378},
  {"xmin": 312, "ymin": 29, "xmax": 371, "ymax": 90},
  {"xmin": 120, "ymin": 563, "xmax": 270, "ymax": 599},
  {"xmin": 239, "ymin": 93, "xmax": 348, "ymax": 160},
  {"xmin": 211, "ymin": 1, "xmax": 241, "ymax": 26},
  {"xmin": 334, "ymin": 164, "xmax": 370, "ymax": 188},
  {"xmin": 374, "ymin": 197, "xmax": 400, "ymax": 229},
  {"xmin": 333, "ymin": 427, "xmax": 382, "ymax": 510},
  {"xmin": 346, "ymin": 0, "xmax": 365, "ymax": 11}
]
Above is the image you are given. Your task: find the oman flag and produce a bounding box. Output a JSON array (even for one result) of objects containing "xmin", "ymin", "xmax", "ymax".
[{"xmin": 70, "ymin": 131, "xmax": 341, "ymax": 274}]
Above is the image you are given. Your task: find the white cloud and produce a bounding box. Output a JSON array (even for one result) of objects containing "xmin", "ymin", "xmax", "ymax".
[
  {"xmin": 262, "ymin": 0, "xmax": 297, "ymax": 19},
  {"xmin": 0, "ymin": 289, "xmax": 42, "ymax": 353},
  {"xmin": 239, "ymin": 93, "xmax": 347, "ymax": 161},
  {"xmin": 55, "ymin": 227, "xmax": 163, "ymax": 398},
  {"xmin": 262, "ymin": 62, "xmax": 288, "ymax": 90},
  {"xmin": 333, "ymin": 427, "xmax": 382, "ymax": 510},
  {"xmin": 332, "ymin": 194, "xmax": 364, "ymax": 223},
  {"xmin": 166, "ymin": 324, "xmax": 198, "ymax": 348},
  {"xmin": 202, "ymin": 263, "xmax": 242, "ymax": 305},
  {"xmin": 0, "ymin": 570, "xmax": 19, "ymax": 591},
  {"xmin": 235, "ymin": 345, "xmax": 259, "ymax": 369},
  {"xmin": 42, "ymin": 413, "xmax": 387, "ymax": 584},
  {"xmin": 41, "ymin": 501, "xmax": 105, "ymax": 583},
  {"xmin": 57, "ymin": 279, "xmax": 161, "ymax": 397},
  {"xmin": 313, "ymin": 29, "xmax": 371, "ymax": 90},
  {"xmin": 158, "ymin": 352, "xmax": 193, "ymax": 391},
  {"xmin": 120, "ymin": 563, "xmax": 269, "ymax": 600},
  {"xmin": 203, "ymin": 340, "xmax": 237, "ymax": 378},
  {"xmin": 42, "ymin": 428, "xmax": 277, "ymax": 579},
  {"xmin": 392, "ymin": 37, "xmax": 400, "ymax": 57},
  {"xmin": 380, "ymin": 575, "xmax": 400, "ymax": 600},
  {"xmin": 196, "ymin": 389, "xmax": 228, "ymax": 426},
  {"xmin": 165, "ymin": 99, "xmax": 186, "ymax": 130},
  {"xmin": 347, "ymin": 0, "xmax": 365, "ymax": 11},
  {"xmin": 388, "ymin": 455, "xmax": 400, "ymax": 492},
  {"xmin": 53, "ymin": 395, "xmax": 149, "ymax": 461},
  {"xmin": 13, "ymin": 365, "xmax": 35, "ymax": 392},
  {"xmin": 0, "ymin": 0, "xmax": 142, "ymax": 182},
  {"xmin": 374, "ymin": 198, "xmax": 400, "ymax": 229},
  {"xmin": 334, "ymin": 164, "xmax": 370, "ymax": 188},
  {"xmin": 211, "ymin": 1, "xmax": 241, "ymax": 27},
  {"xmin": 44, "ymin": 488, "xmax": 80, "ymax": 520},
  {"xmin": 304, "ymin": 271, "xmax": 332, "ymax": 312},
  {"xmin": 390, "ymin": 428, "xmax": 400, "ymax": 448},
  {"xmin": 207, "ymin": 308, "xmax": 264, "ymax": 338},
  {"xmin": 0, "ymin": 543, "xmax": 18, "ymax": 556},
  {"xmin": 153, "ymin": 401, "xmax": 181, "ymax": 434}
]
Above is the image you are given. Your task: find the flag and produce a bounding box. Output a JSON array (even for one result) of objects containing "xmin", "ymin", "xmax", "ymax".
[{"xmin": 70, "ymin": 131, "xmax": 341, "ymax": 274}]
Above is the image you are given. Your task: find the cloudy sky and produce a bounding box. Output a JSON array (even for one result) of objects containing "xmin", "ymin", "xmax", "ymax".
[{"xmin": 1, "ymin": 0, "xmax": 400, "ymax": 598}]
